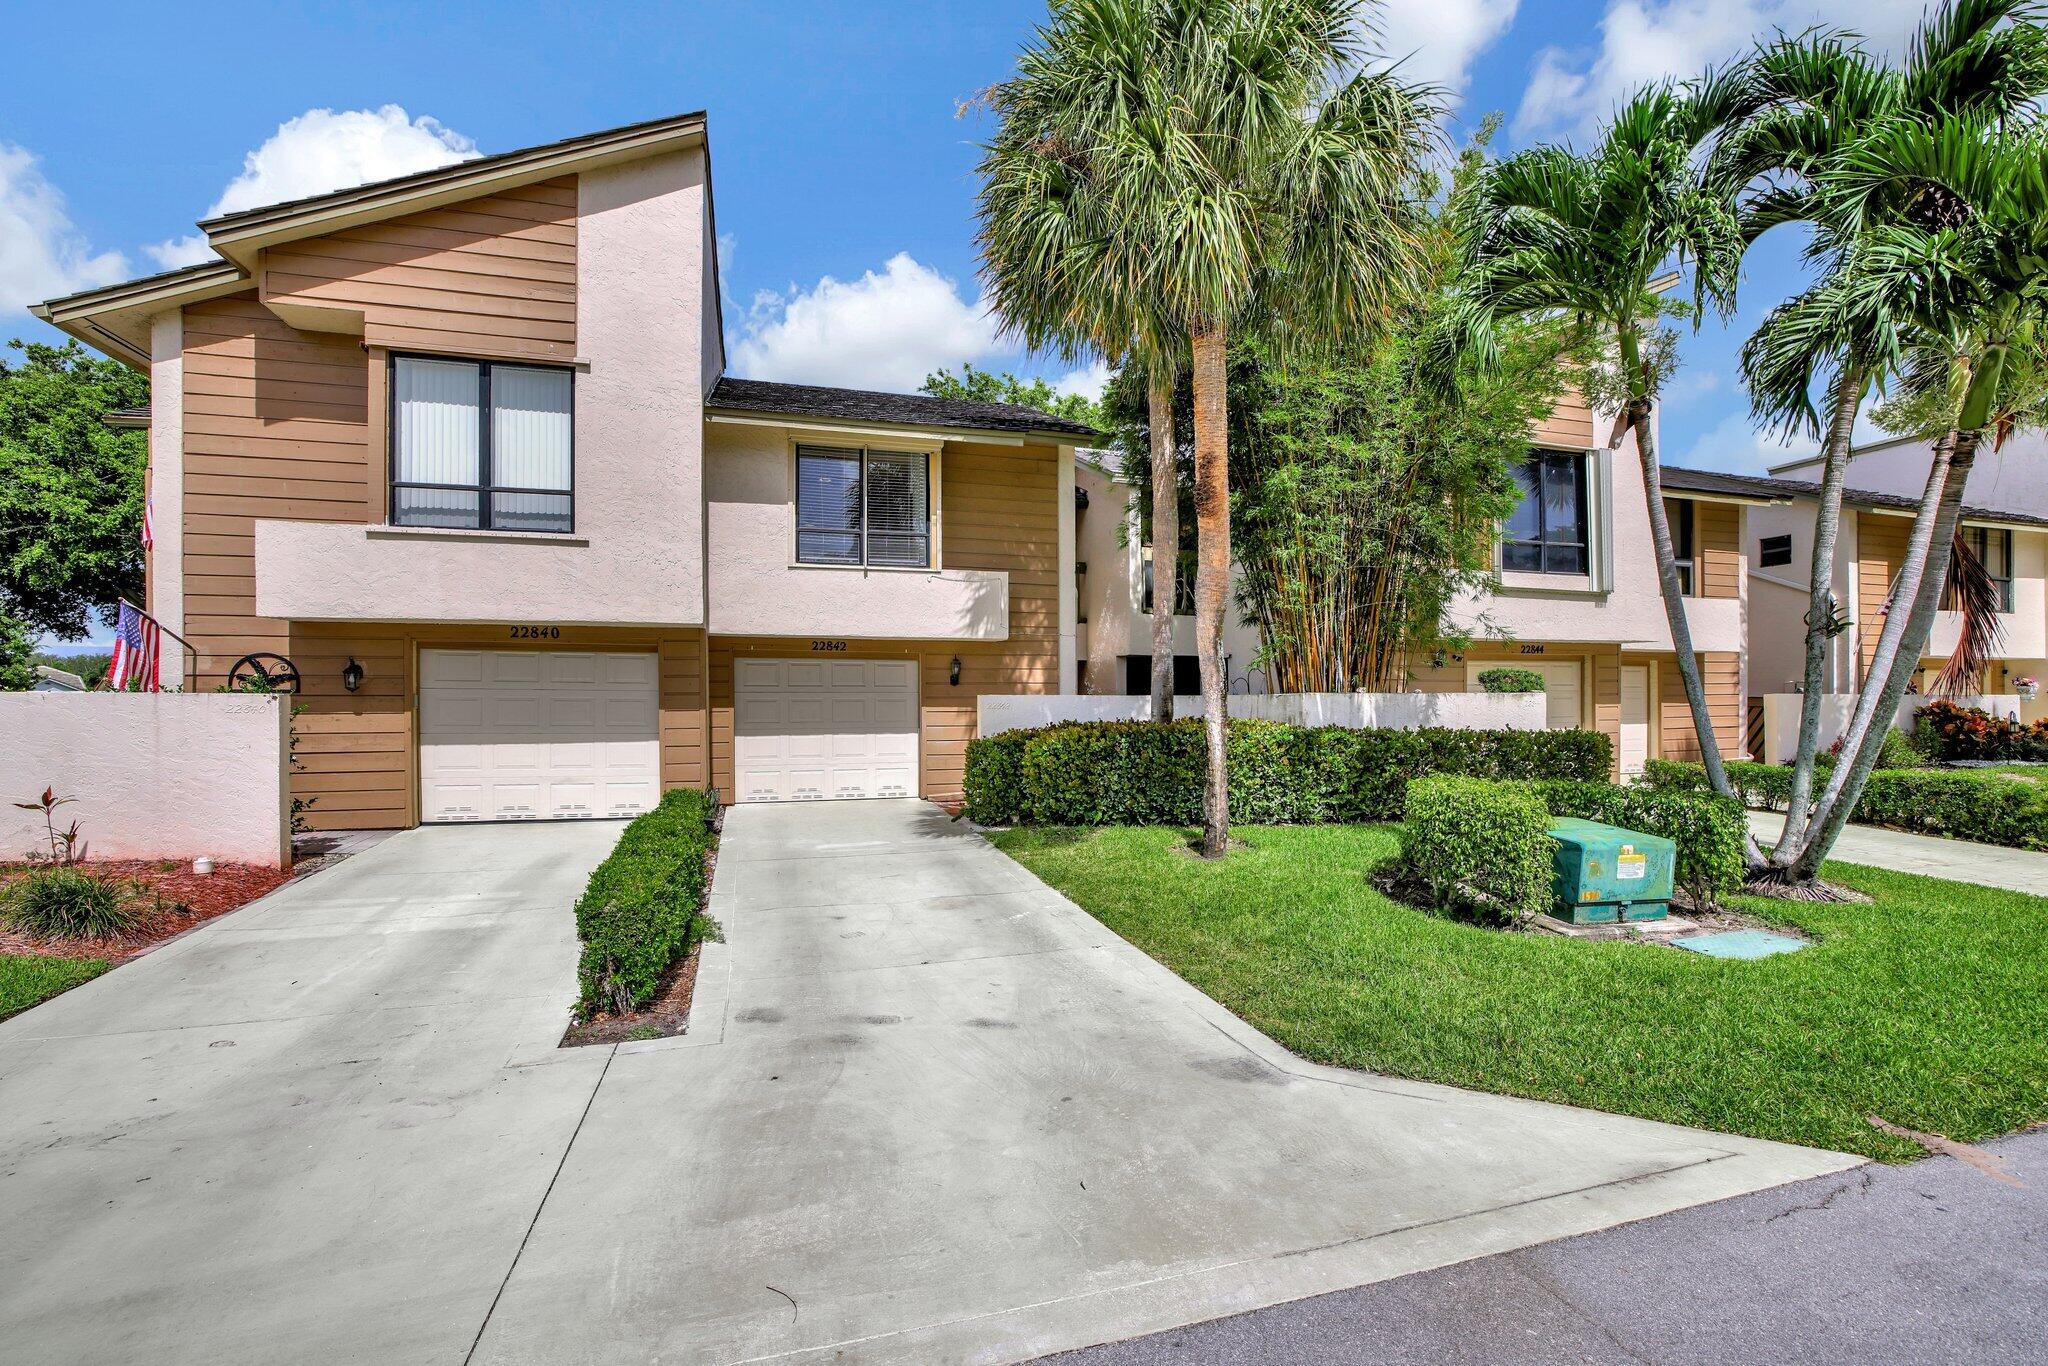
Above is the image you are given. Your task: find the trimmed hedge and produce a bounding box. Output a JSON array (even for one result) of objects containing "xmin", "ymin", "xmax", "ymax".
[
  {"xmin": 1644, "ymin": 758, "xmax": 2048, "ymax": 851},
  {"xmin": 1476, "ymin": 667, "xmax": 1546, "ymax": 694},
  {"xmin": 1529, "ymin": 780, "xmax": 1746, "ymax": 908},
  {"xmin": 1400, "ymin": 776, "xmax": 1554, "ymax": 923},
  {"xmin": 964, "ymin": 718, "xmax": 1612, "ymax": 826},
  {"xmin": 575, "ymin": 788, "xmax": 716, "ymax": 1019}
]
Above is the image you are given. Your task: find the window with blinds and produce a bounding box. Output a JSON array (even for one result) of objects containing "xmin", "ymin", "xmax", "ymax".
[
  {"xmin": 391, "ymin": 356, "xmax": 573, "ymax": 532},
  {"xmin": 795, "ymin": 444, "xmax": 931, "ymax": 568}
]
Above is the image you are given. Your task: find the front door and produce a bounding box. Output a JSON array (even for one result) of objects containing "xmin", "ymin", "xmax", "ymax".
[{"xmin": 1619, "ymin": 664, "xmax": 1652, "ymax": 777}]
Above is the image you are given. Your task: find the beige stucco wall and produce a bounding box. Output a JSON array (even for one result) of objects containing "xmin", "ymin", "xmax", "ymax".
[
  {"xmin": 253, "ymin": 150, "xmax": 709, "ymax": 627},
  {"xmin": 702, "ymin": 420, "xmax": 1014, "ymax": 640},
  {"xmin": 0, "ymin": 693, "xmax": 290, "ymax": 867}
]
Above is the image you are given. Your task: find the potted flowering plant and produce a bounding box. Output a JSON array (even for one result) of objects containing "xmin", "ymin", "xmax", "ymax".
[{"xmin": 2014, "ymin": 675, "xmax": 2040, "ymax": 700}]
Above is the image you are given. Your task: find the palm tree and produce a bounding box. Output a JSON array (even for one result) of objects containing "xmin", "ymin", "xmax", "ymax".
[
  {"xmin": 1715, "ymin": 0, "xmax": 2048, "ymax": 878},
  {"xmin": 978, "ymin": 0, "xmax": 1437, "ymax": 855},
  {"xmin": 1447, "ymin": 78, "xmax": 1751, "ymax": 811}
]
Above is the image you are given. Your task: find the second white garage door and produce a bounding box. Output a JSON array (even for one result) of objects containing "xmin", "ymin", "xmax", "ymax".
[
  {"xmin": 1468, "ymin": 658, "xmax": 1585, "ymax": 731},
  {"xmin": 733, "ymin": 658, "xmax": 919, "ymax": 802},
  {"xmin": 419, "ymin": 649, "xmax": 660, "ymax": 823}
]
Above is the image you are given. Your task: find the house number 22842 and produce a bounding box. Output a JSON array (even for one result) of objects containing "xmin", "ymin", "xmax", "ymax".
[
  {"xmin": 510, "ymin": 625, "xmax": 561, "ymax": 640},
  {"xmin": 810, "ymin": 639, "xmax": 847, "ymax": 652}
]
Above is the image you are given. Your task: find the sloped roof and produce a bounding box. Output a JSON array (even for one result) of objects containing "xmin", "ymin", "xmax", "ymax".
[
  {"xmin": 708, "ymin": 377, "xmax": 1100, "ymax": 440},
  {"xmin": 1662, "ymin": 464, "xmax": 2048, "ymax": 530}
]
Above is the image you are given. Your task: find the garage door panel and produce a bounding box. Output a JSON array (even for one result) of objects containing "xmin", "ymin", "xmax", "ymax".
[
  {"xmin": 734, "ymin": 658, "xmax": 920, "ymax": 804},
  {"xmin": 420, "ymin": 649, "xmax": 659, "ymax": 823}
]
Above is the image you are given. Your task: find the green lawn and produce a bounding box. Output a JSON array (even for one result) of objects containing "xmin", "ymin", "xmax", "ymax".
[
  {"xmin": 0, "ymin": 954, "xmax": 108, "ymax": 1022},
  {"xmin": 991, "ymin": 824, "xmax": 2048, "ymax": 1162}
]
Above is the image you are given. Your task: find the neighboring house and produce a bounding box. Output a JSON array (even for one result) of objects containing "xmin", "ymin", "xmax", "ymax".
[
  {"xmin": 1076, "ymin": 392, "xmax": 1779, "ymax": 775},
  {"xmin": 31, "ymin": 666, "xmax": 87, "ymax": 692},
  {"xmin": 1712, "ymin": 459, "xmax": 2048, "ymax": 733},
  {"xmin": 35, "ymin": 112, "xmax": 1094, "ymax": 828}
]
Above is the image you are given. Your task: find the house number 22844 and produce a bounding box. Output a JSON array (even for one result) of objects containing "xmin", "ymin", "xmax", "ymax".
[{"xmin": 510, "ymin": 625, "xmax": 561, "ymax": 640}]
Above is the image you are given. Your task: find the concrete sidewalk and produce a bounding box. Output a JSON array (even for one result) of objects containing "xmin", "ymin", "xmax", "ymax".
[
  {"xmin": 470, "ymin": 801, "xmax": 1856, "ymax": 1365},
  {"xmin": 1048, "ymin": 1125, "xmax": 2048, "ymax": 1364},
  {"xmin": 1748, "ymin": 809, "xmax": 2048, "ymax": 895}
]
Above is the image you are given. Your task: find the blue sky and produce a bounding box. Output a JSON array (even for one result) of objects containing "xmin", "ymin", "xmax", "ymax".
[{"xmin": 7, "ymin": 0, "xmax": 1939, "ymax": 512}]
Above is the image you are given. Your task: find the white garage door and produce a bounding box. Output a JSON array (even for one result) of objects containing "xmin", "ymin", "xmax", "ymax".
[
  {"xmin": 419, "ymin": 649, "xmax": 660, "ymax": 823},
  {"xmin": 734, "ymin": 658, "xmax": 918, "ymax": 802},
  {"xmin": 1469, "ymin": 658, "xmax": 1584, "ymax": 730}
]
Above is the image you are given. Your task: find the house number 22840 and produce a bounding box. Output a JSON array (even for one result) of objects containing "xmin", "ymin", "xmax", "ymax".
[{"xmin": 510, "ymin": 625, "xmax": 562, "ymax": 640}]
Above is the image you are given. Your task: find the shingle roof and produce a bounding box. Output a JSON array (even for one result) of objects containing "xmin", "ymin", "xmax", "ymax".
[
  {"xmin": 104, "ymin": 405, "xmax": 151, "ymax": 427},
  {"xmin": 1662, "ymin": 464, "xmax": 2048, "ymax": 530},
  {"xmin": 707, "ymin": 376, "xmax": 1100, "ymax": 439}
]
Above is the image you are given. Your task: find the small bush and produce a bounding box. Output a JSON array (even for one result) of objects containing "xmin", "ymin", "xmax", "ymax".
[
  {"xmin": 1530, "ymin": 780, "xmax": 1746, "ymax": 908},
  {"xmin": 1646, "ymin": 758, "xmax": 2048, "ymax": 851},
  {"xmin": 1476, "ymin": 667, "xmax": 1546, "ymax": 694},
  {"xmin": 1399, "ymin": 776, "xmax": 1554, "ymax": 924},
  {"xmin": 962, "ymin": 728, "xmax": 1030, "ymax": 825},
  {"xmin": 575, "ymin": 789, "xmax": 716, "ymax": 1019},
  {"xmin": 2, "ymin": 869, "xmax": 143, "ymax": 939},
  {"xmin": 1914, "ymin": 698, "xmax": 2048, "ymax": 761},
  {"xmin": 1823, "ymin": 726, "xmax": 1924, "ymax": 771},
  {"xmin": 971, "ymin": 718, "xmax": 1611, "ymax": 827},
  {"xmin": 1643, "ymin": 757, "xmax": 1796, "ymax": 811}
]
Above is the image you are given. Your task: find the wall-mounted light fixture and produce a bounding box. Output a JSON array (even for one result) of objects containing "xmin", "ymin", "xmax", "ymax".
[
  {"xmin": 949, "ymin": 656, "xmax": 962, "ymax": 687},
  {"xmin": 342, "ymin": 657, "xmax": 364, "ymax": 693}
]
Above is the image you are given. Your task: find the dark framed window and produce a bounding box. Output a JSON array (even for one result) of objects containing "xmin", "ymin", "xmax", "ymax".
[
  {"xmin": 1759, "ymin": 534, "xmax": 1793, "ymax": 568},
  {"xmin": 1122, "ymin": 654, "xmax": 1202, "ymax": 696},
  {"xmin": 1502, "ymin": 449, "xmax": 1588, "ymax": 575},
  {"xmin": 1943, "ymin": 526, "xmax": 2014, "ymax": 612},
  {"xmin": 795, "ymin": 444, "xmax": 931, "ymax": 568},
  {"xmin": 1666, "ymin": 497, "xmax": 1696, "ymax": 595},
  {"xmin": 1141, "ymin": 550, "xmax": 1197, "ymax": 616},
  {"xmin": 390, "ymin": 355, "xmax": 574, "ymax": 532}
]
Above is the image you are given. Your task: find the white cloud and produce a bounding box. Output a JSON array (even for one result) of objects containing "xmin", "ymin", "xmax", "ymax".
[
  {"xmin": 0, "ymin": 144, "xmax": 129, "ymax": 312},
  {"xmin": 1516, "ymin": 0, "xmax": 1926, "ymax": 138},
  {"xmin": 147, "ymin": 105, "xmax": 478, "ymax": 270},
  {"xmin": 1053, "ymin": 357, "xmax": 1114, "ymax": 401},
  {"xmin": 1377, "ymin": 0, "xmax": 1520, "ymax": 100},
  {"xmin": 1675, "ymin": 408, "xmax": 1810, "ymax": 474},
  {"xmin": 731, "ymin": 252, "xmax": 1004, "ymax": 392}
]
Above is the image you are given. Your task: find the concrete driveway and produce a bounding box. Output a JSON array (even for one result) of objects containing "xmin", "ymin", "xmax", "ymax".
[{"xmin": 1, "ymin": 804, "xmax": 1859, "ymax": 1365}]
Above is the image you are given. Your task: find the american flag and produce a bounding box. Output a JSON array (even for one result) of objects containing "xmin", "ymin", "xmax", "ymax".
[{"xmin": 107, "ymin": 601, "xmax": 161, "ymax": 691}]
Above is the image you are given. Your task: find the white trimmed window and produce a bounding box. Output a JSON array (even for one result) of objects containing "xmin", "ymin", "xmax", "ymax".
[
  {"xmin": 391, "ymin": 355, "xmax": 574, "ymax": 532},
  {"xmin": 795, "ymin": 444, "xmax": 931, "ymax": 568}
]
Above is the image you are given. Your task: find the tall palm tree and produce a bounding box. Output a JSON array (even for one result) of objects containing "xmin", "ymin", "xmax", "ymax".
[
  {"xmin": 979, "ymin": 0, "xmax": 1437, "ymax": 855},
  {"xmin": 1715, "ymin": 0, "xmax": 2048, "ymax": 876},
  {"xmin": 1446, "ymin": 78, "xmax": 1751, "ymax": 808}
]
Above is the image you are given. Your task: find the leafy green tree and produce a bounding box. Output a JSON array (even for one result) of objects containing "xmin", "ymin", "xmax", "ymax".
[
  {"xmin": 979, "ymin": 0, "xmax": 1437, "ymax": 856},
  {"xmin": 0, "ymin": 614, "xmax": 33, "ymax": 692},
  {"xmin": 919, "ymin": 365, "xmax": 1104, "ymax": 432},
  {"xmin": 0, "ymin": 340, "xmax": 149, "ymax": 649}
]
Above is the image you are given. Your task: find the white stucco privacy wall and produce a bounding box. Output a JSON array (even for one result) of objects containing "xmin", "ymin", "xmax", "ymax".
[
  {"xmin": 979, "ymin": 691, "xmax": 1546, "ymax": 736},
  {"xmin": 0, "ymin": 694, "xmax": 291, "ymax": 867}
]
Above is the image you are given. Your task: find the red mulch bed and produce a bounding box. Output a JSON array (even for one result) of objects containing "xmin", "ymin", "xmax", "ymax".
[
  {"xmin": 0, "ymin": 860, "xmax": 292, "ymax": 962},
  {"xmin": 560, "ymin": 945, "xmax": 701, "ymax": 1047}
]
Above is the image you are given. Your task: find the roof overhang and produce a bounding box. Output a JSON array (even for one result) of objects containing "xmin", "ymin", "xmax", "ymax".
[
  {"xmin": 705, "ymin": 407, "xmax": 1084, "ymax": 448},
  {"xmin": 31, "ymin": 260, "xmax": 252, "ymax": 368},
  {"xmin": 199, "ymin": 111, "xmax": 707, "ymax": 271},
  {"xmin": 1859, "ymin": 502, "xmax": 2048, "ymax": 533}
]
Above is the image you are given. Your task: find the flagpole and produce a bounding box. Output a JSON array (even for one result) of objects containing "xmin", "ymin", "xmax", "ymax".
[{"xmin": 117, "ymin": 597, "xmax": 198, "ymax": 691}]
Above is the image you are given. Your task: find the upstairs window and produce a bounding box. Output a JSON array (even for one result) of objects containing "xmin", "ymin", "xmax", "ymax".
[
  {"xmin": 1759, "ymin": 534, "xmax": 1793, "ymax": 567},
  {"xmin": 1502, "ymin": 450, "xmax": 1588, "ymax": 575},
  {"xmin": 795, "ymin": 444, "xmax": 931, "ymax": 569},
  {"xmin": 1943, "ymin": 526, "xmax": 2015, "ymax": 613},
  {"xmin": 1665, "ymin": 497, "xmax": 1696, "ymax": 595},
  {"xmin": 1141, "ymin": 547, "xmax": 1197, "ymax": 615},
  {"xmin": 391, "ymin": 356, "xmax": 573, "ymax": 532}
]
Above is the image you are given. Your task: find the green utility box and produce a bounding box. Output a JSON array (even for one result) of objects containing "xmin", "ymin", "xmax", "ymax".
[{"xmin": 1547, "ymin": 818, "xmax": 1676, "ymax": 925}]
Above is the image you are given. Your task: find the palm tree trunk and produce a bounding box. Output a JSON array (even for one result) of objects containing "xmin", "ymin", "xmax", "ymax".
[
  {"xmin": 1773, "ymin": 362, "xmax": 1865, "ymax": 859},
  {"xmin": 1147, "ymin": 370, "xmax": 1178, "ymax": 722},
  {"xmin": 1794, "ymin": 426, "xmax": 1980, "ymax": 879},
  {"xmin": 1632, "ymin": 401, "xmax": 1759, "ymax": 862},
  {"xmin": 1191, "ymin": 323, "xmax": 1231, "ymax": 857}
]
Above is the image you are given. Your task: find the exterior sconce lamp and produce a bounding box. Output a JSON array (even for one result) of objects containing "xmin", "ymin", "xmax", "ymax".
[
  {"xmin": 342, "ymin": 657, "xmax": 364, "ymax": 693},
  {"xmin": 949, "ymin": 656, "xmax": 962, "ymax": 687}
]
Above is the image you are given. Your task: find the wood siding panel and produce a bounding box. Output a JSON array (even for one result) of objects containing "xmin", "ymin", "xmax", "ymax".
[
  {"xmin": 1532, "ymin": 386, "xmax": 1597, "ymax": 449},
  {"xmin": 260, "ymin": 176, "xmax": 578, "ymax": 362},
  {"xmin": 1656, "ymin": 652, "xmax": 1742, "ymax": 762},
  {"xmin": 1856, "ymin": 512, "xmax": 1911, "ymax": 679},
  {"xmin": 179, "ymin": 298, "xmax": 369, "ymax": 689},
  {"xmin": 1695, "ymin": 500, "xmax": 1742, "ymax": 600}
]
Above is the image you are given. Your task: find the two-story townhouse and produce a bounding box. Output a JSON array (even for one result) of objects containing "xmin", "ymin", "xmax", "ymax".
[
  {"xmin": 1074, "ymin": 391, "xmax": 1780, "ymax": 775},
  {"xmin": 1711, "ymin": 457, "xmax": 2048, "ymax": 733},
  {"xmin": 35, "ymin": 113, "xmax": 1094, "ymax": 828}
]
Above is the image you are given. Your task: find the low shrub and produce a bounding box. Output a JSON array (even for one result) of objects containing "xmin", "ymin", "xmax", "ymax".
[
  {"xmin": 1646, "ymin": 758, "xmax": 2048, "ymax": 851},
  {"xmin": 1, "ymin": 868, "xmax": 143, "ymax": 939},
  {"xmin": 974, "ymin": 718, "xmax": 1612, "ymax": 827},
  {"xmin": 1914, "ymin": 698, "xmax": 2048, "ymax": 761},
  {"xmin": 1476, "ymin": 667, "xmax": 1546, "ymax": 694},
  {"xmin": 1822, "ymin": 726, "xmax": 1925, "ymax": 771},
  {"xmin": 1399, "ymin": 776, "xmax": 1554, "ymax": 924},
  {"xmin": 575, "ymin": 788, "xmax": 716, "ymax": 1019},
  {"xmin": 962, "ymin": 728, "xmax": 1030, "ymax": 824},
  {"xmin": 1530, "ymin": 780, "xmax": 1746, "ymax": 908}
]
